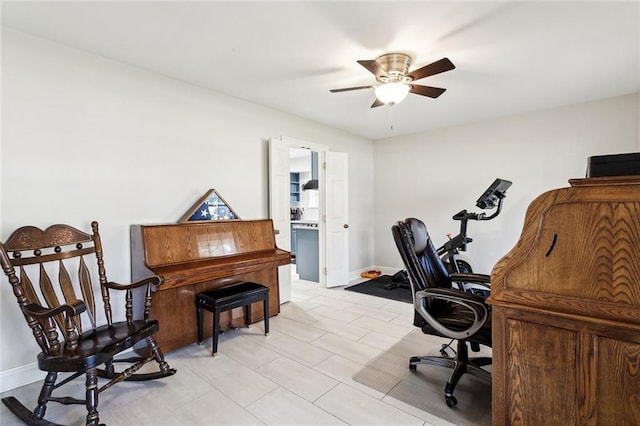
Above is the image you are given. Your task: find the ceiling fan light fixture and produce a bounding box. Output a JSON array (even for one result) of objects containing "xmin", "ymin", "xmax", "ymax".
[{"xmin": 375, "ymin": 82, "xmax": 410, "ymax": 105}]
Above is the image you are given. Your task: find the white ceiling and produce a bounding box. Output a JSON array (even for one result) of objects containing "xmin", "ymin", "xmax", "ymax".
[{"xmin": 2, "ymin": 1, "xmax": 639, "ymax": 140}]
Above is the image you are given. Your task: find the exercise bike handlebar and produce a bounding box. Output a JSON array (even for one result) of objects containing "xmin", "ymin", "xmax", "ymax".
[
  {"xmin": 443, "ymin": 197, "xmax": 506, "ymax": 253},
  {"xmin": 452, "ymin": 196, "xmax": 505, "ymax": 223},
  {"xmin": 434, "ymin": 178, "xmax": 511, "ymax": 272}
]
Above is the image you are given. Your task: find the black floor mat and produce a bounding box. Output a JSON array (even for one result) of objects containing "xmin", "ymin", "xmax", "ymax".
[{"xmin": 344, "ymin": 275, "xmax": 413, "ymax": 304}]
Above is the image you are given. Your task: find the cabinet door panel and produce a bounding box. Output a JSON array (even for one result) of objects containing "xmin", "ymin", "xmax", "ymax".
[
  {"xmin": 596, "ymin": 337, "xmax": 640, "ymax": 422},
  {"xmin": 507, "ymin": 319, "xmax": 578, "ymax": 425}
]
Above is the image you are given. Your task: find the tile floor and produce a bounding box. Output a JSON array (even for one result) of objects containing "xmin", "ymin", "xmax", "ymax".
[{"xmin": 0, "ymin": 279, "xmax": 467, "ymax": 426}]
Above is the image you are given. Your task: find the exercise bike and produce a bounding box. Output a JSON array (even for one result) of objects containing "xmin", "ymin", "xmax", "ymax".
[
  {"xmin": 438, "ymin": 177, "xmax": 512, "ymax": 276},
  {"xmin": 436, "ymin": 178, "xmax": 512, "ymax": 359},
  {"xmin": 389, "ymin": 178, "xmax": 512, "ymax": 294}
]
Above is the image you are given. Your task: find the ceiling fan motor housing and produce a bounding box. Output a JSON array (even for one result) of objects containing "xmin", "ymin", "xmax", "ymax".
[{"xmin": 376, "ymin": 53, "xmax": 412, "ymax": 83}]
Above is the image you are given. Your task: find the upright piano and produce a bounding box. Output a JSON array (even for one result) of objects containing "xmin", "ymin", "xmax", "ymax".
[{"xmin": 130, "ymin": 219, "xmax": 290, "ymax": 352}]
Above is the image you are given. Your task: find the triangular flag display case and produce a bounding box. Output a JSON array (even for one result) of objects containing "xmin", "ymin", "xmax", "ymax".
[{"xmin": 178, "ymin": 189, "xmax": 240, "ymax": 223}]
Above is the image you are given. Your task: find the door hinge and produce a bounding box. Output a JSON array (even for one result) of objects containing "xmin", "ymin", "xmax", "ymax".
[
  {"xmin": 323, "ymin": 267, "xmax": 328, "ymax": 276},
  {"xmin": 323, "ymin": 162, "xmax": 326, "ymax": 169}
]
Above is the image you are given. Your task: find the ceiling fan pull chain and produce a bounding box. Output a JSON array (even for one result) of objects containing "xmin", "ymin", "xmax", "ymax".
[{"xmin": 388, "ymin": 104, "xmax": 394, "ymax": 142}]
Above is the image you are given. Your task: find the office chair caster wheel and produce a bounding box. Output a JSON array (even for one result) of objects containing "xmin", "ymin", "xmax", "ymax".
[
  {"xmin": 445, "ymin": 395, "xmax": 458, "ymax": 408},
  {"xmin": 409, "ymin": 356, "xmax": 419, "ymax": 371},
  {"xmin": 440, "ymin": 344, "xmax": 451, "ymax": 358}
]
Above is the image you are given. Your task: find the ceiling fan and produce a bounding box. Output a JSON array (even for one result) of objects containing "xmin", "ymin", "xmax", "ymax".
[{"xmin": 330, "ymin": 53, "xmax": 455, "ymax": 108}]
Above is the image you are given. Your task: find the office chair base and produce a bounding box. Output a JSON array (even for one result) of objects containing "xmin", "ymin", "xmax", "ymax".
[{"xmin": 409, "ymin": 353, "xmax": 491, "ymax": 407}]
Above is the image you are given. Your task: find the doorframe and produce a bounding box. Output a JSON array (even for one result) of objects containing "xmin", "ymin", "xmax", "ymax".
[{"xmin": 281, "ymin": 136, "xmax": 328, "ymax": 287}]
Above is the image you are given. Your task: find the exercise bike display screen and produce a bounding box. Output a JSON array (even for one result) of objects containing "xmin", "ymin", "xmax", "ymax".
[{"xmin": 475, "ymin": 178, "xmax": 512, "ymax": 210}]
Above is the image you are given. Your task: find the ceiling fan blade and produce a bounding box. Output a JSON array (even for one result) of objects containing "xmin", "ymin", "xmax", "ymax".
[
  {"xmin": 357, "ymin": 60, "xmax": 387, "ymax": 79},
  {"xmin": 329, "ymin": 85, "xmax": 373, "ymax": 93},
  {"xmin": 370, "ymin": 98, "xmax": 385, "ymax": 108},
  {"xmin": 409, "ymin": 85, "xmax": 447, "ymax": 98},
  {"xmin": 407, "ymin": 57, "xmax": 455, "ymax": 81}
]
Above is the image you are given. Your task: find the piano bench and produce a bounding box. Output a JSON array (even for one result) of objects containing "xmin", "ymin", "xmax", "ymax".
[{"xmin": 196, "ymin": 282, "xmax": 270, "ymax": 356}]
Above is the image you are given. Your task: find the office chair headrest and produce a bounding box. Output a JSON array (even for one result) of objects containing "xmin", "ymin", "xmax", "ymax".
[{"xmin": 405, "ymin": 217, "xmax": 429, "ymax": 255}]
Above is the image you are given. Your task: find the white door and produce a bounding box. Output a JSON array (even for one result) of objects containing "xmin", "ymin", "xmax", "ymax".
[
  {"xmin": 325, "ymin": 151, "xmax": 349, "ymax": 288},
  {"xmin": 268, "ymin": 138, "xmax": 292, "ymax": 303}
]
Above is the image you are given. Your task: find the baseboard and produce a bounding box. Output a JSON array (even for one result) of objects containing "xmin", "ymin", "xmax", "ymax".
[{"xmin": 0, "ymin": 362, "xmax": 44, "ymax": 393}]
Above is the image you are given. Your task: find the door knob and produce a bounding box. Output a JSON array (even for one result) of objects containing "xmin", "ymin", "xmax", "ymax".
[
  {"xmin": 274, "ymin": 229, "xmax": 280, "ymax": 234},
  {"xmin": 343, "ymin": 224, "xmax": 349, "ymax": 229}
]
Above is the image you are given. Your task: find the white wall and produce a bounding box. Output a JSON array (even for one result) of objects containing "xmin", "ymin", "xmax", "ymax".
[
  {"xmin": 374, "ymin": 93, "xmax": 640, "ymax": 275},
  {"xmin": 2, "ymin": 26, "xmax": 638, "ymax": 391},
  {"xmin": 0, "ymin": 28, "xmax": 374, "ymax": 387}
]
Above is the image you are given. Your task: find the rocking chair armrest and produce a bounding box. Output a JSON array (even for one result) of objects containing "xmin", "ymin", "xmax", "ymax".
[
  {"xmin": 103, "ymin": 274, "xmax": 164, "ymax": 291},
  {"xmin": 21, "ymin": 300, "xmax": 87, "ymax": 319}
]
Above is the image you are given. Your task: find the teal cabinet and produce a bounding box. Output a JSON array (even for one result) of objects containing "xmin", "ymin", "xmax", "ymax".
[{"xmin": 290, "ymin": 172, "xmax": 300, "ymax": 203}]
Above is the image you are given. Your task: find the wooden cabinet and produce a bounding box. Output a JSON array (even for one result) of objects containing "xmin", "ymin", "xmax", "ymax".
[{"xmin": 488, "ymin": 176, "xmax": 640, "ymax": 425}]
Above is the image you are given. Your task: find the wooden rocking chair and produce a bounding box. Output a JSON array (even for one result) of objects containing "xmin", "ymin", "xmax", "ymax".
[{"xmin": 0, "ymin": 221, "xmax": 176, "ymax": 426}]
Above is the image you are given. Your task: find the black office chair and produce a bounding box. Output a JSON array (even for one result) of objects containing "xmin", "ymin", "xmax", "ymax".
[{"xmin": 391, "ymin": 217, "xmax": 492, "ymax": 407}]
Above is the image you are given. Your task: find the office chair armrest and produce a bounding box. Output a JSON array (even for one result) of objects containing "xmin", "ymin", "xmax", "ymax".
[
  {"xmin": 103, "ymin": 274, "xmax": 164, "ymax": 290},
  {"xmin": 415, "ymin": 288, "xmax": 489, "ymax": 340},
  {"xmin": 449, "ymin": 273, "xmax": 490, "ymax": 284},
  {"xmin": 450, "ymin": 273, "xmax": 491, "ymax": 294}
]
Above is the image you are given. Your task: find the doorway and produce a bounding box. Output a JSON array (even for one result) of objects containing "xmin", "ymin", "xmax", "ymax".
[
  {"xmin": 269, "ymin": 136, "xmax": 349, "ymax": 302},
  {"xmin": 289, "ymin": 148, "xmax": 320, "ymax": 283}
]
